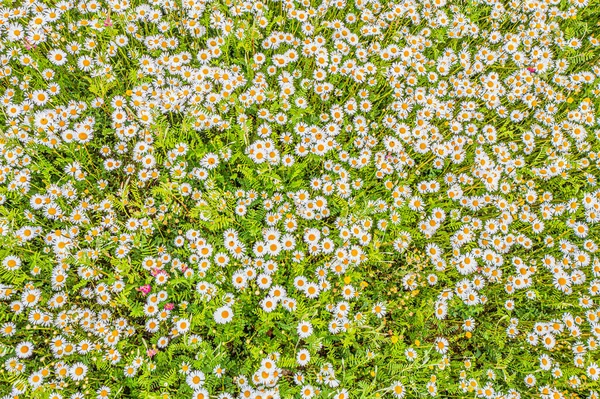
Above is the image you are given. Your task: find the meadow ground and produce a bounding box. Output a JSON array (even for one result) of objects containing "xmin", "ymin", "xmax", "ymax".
[{"xmin": 1, "ymin": 0, "xmax": 600, "ymax": 398}]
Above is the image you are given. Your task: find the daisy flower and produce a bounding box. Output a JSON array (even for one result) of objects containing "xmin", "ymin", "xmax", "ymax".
[
  {"xmin": 297, "ymin": 321, "xmax": 313, "ymax": 338},
  {"xmin": 296, "ymin": 349, "xmax": 311, "ymax": 366},
  {"xmin": 15, "ymin": 341, "xmax": 34, "ymax": 358},
  {"xmin": 186, "ymin": 370, "xmax": 206, "ymax": 390},
  {"xmin": 214, "ymin": 306, "xmax": 234, "ymax": 324}
]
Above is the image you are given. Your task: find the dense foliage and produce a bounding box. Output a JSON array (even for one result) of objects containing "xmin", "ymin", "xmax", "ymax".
[{"xmin": 1, "ymin": 0, "xmax": 600, "ymax": 398}]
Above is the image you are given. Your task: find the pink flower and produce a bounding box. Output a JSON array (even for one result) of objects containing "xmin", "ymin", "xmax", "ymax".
[
  {"xmin": 147, "ymin": 348, "xmax": 158, "ymax": 357},
  {"xmin": 527, "ymin": 67, "xmax": 536, "ymax": 74},
  {"xmin": 137, "ymin": 284, "xmax": 152, "ymax": 295},
  {"xmin": 164, "ymin": 303, "xmax": 175, "ymax": 310},
  {"xmin": 104, "ymin": 15, "xmax": 113, "ymax": 27},
  {"xmin": 24, "ymin": 38, "xmax": 35, "ymax": 50},
  {"xmin": 151, "ymin": 267, "xmax": 167, "ymax": 277}
]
